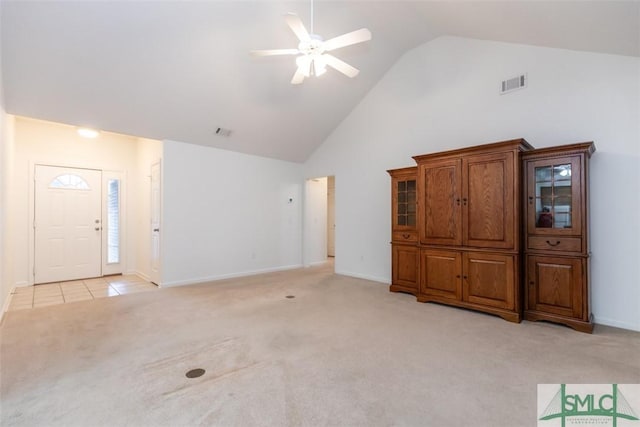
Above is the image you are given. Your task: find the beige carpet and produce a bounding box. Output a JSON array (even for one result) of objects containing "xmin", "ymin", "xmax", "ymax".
[{"xmin": 1, "ymin": 263, "xmax": 639, "ymax": 426}]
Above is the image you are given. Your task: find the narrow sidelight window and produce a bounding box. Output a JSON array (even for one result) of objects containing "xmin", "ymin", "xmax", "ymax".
[{"xmin": 107, "ymin": 179, "xmax": 120, "ymax": 264}]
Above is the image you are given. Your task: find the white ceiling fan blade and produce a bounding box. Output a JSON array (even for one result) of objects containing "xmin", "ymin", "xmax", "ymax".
[
  {"xmin": 285, "ymin": 13, "xmax": 310, "ymax": 41},
  {"xmin": 250, "ymin": 49, "xmax": 300, "ymax": 57},
  {"xmin": 291, "ymin": 67, "xmax": 306, "ymax": 85},
  {"xmin": 323, "ymin": 28, "xmax": 371, "ymax": 52},
  {"xmin": 323, "ymin": 54, "xmax": 360, "ymax": 78}
]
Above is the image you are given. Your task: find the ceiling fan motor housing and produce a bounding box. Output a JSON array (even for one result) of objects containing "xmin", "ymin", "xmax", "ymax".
[{"xmin": 298, "ymin": 35, "xmax": 325, "ymax": 55}]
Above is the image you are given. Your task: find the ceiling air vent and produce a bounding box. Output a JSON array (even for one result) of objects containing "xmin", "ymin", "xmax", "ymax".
[
  {"xmin": 500, "ymin": 74, "xmax": 527, "ymax": 95},
  {"xmin": 215, "ymin": 127, "xmax": 232, "ymax": 137}
]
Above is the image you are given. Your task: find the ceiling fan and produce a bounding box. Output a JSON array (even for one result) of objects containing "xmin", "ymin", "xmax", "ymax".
[{"xmin": 250, "ymin": 2, "xmax": 372, "ymax": 85}]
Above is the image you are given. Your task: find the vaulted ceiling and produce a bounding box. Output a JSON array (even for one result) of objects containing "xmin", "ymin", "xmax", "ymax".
[{"xmin": 2, "ymin": 1, "xmax": 638, "ymax": 162}]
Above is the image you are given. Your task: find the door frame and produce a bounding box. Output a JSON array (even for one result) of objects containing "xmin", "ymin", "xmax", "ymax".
[
  {"xmin": 149, "ymin": 160, "xmax": 162, "ymax": 285},
  {"xmin": 326, "ymin": 175, "xmax": 335, "ymax": 257},
  {"xmin": 28, "ymin": 161, "xmax": 128, "ymax": 285}
]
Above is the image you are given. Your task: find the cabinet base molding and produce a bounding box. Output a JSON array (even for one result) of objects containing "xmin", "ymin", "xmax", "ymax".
[
  {"xmin": 524, "ymin": 310, "xmax": 594, "ymax": 333},
  {"xmin": 417, "ymin": 295, "xmax": 522, "ymax": 323},
  {"xmin": 389, "ymin": 284, "xmax": 418, "ymax": 296}
]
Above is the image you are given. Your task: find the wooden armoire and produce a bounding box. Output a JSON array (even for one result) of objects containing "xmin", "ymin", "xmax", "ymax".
[
  {"xmin": 413, "ymin": 139, "xmax": 531, "ymax": 322},
  {"xmin": 388, "ymin": 138, "xmax": 595, "ymax": 331}
]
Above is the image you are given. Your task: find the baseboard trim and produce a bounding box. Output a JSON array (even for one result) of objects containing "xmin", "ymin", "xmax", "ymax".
[
  {"xmin": 334, "ymin": 269, "xmax": 389, "ymax": 284},
  {"xmin": 129, "ymin": 270, "xmax": 151, "ymax": 282},
  {"xmin": 160, "ymin": 264, "xmax": 304, "ymax": 288},
  {"xmin": 593, "ymin": 315, "xmax": 640, "ymax": 332},
  {"xmin": 0, "ymin": 285, "xmax": 16, "ymax": 325},
  {"xmin": 306, "ymin": 260, "xmax": 330, "ymax": 267}
]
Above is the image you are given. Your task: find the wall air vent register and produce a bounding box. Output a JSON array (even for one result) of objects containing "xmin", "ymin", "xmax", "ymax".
[{"xmin": 501, "ymin": 74, "xmax": 527, "ymax": 94}]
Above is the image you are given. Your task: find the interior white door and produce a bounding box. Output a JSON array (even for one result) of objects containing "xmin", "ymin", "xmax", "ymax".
[
  {"xmin": 327, "ymin": 176, "xmax": 335, "ymax": 257},
  {"xmin": 150, "ymin": 161, "xmax": 161, "ymax": 285},
  {"xmin": 34, "ymin": 165, "xmax": 102, "ymax": 284}
]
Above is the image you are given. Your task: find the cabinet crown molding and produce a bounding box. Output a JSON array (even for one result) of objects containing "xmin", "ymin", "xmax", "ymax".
[
  {"xmin": 522, "ymin": 141, "xmax": 596, "ymax": 159},
  {"xmin": 412, "ymin": 138, "xmax": 534, "ymax": 163}
]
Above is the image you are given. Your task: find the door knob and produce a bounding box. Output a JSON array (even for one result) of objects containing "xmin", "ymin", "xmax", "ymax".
[{"xmin": 94, "ymin": 227, "xmax": 100, "ymax": 231}]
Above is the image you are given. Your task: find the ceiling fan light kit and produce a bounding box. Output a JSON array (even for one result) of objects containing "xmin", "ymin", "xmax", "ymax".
[{"xmin": 251, "ymin": 1, "xmax": 372, "ymax": 85}]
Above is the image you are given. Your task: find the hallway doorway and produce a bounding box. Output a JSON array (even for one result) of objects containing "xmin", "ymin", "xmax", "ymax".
[
  {"xmin": 327, "ymin": 176, "xmax": 335, "ymax": 258},
  {"xmin": 304, "ymin": 175, "xmax": 335, "ymax": 269}
]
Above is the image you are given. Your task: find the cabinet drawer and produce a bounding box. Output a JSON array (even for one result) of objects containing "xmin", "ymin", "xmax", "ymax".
[
  {"xmin": 393, "ymin": 231, "xmax": 417, "ymax": 242},
  {"xmin": 528, "ymin": 236, "xmax": 582, "ymax": 252}
]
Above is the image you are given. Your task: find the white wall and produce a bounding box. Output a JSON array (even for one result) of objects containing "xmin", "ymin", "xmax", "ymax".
[
  {"xmin": 161, "ymin": 140, "xmax": 303, "ymax": 286},
  {"xmin": 8, "ymin": 117, "xmax": 151, "ymax": 286},
  {"xmin": 1, "ymin": 114, "xmax": 17, "ymax": 314},
  {"xmin": 0, "ymin": 108, "xmax": 5, "ymax": 316},
  {"xmin": 303, "ymin": 177, "xmax": 328, "ymax": 266},
  {"xmin": 0, "ymin": 116, "xmax": 15, "ymax": 318},
  {"xmin": 304, "ymin": 36, "xmax": 640, "ymax": 331},
  {"xmin": 0, "ymin": 7, "xmax": 11, "ymax": 316}
]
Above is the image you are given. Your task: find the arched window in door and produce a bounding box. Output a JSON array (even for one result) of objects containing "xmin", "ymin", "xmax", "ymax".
[{"xmin": 48, "ymin": 174, "xmax": 90, "ymax": 190}]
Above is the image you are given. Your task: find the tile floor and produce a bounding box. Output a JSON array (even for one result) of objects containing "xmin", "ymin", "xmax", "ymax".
[{"xmin": 8, "ymin": 275, "xmax": 158, "ymax": 311}]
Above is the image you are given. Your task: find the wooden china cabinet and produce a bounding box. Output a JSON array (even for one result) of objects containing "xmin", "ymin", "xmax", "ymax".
[
  {"xmin": 523, "ymin": 142, "xmax": 595, "ymax": 333},
  {"xmin": 388, "ymin": 167, "xmax": 419, "ymax": 295}
]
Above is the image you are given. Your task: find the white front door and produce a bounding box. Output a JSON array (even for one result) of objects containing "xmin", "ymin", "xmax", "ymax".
[
  {"xmin": 150, "ymin": 161, "xmax": 161, "ymax": 285},
  {"xmin": 34, "ymin": 165, "xmax": 102, "ymax": 284}
]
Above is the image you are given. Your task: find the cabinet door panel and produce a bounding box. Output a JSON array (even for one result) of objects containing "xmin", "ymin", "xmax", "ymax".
[
  {"xmin": 420, "ymin": 249, "xmax": 461, "ymax": 299},
  {"xmin": 463, "ymin": 253, "xmax": 515, "ymax": 310},
  {"xmin": 527, "ymin": 255, "xmax": 583, "ymax": 318},
  {"xmin": 392, "ymin": 244, "xmax": 419, "ymax": 290},
  {"xmin": 419, "ymin": 159, "xmax": 462, "ymax": 246},
  {"xmin": 463, "ymin": 152, "xmax": 514, "ymax": 249},
  {"xmin": 526, "ymin": 157, "xmax": 582, "ymax": 236},
  {"xmin": 391, "ymin": 175, "xmax": 417, "ymax": 231}
]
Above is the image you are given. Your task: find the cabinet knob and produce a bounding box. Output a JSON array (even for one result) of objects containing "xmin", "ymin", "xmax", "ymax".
[
  {"xmin": 528, "ymin": 196, "xmax": 534, "ymax": 204},
  {"xmin": 462, "ymin": 198, "xmax": 468, "ymax": 206},
  {"xmin": 402, "ymin": 233, "xmax": 410, "ymax": 239},
  {"xmin": 529, "ymin": 281, "xmax": 534, "ymax": 286},
  {"xmin": 455, "ymin": 198, "xmax": 460, "ymax": 206},
  {"xmin": 456, "ymin": 275, "xmax": 461, "ymax": 279},
  {"xmin": 463, "ymin": 275, "xmax": 468, "ymax": 279},
  {"xmin": 546, "ymin": 240, "xmax": 561, "ymax": 247}
]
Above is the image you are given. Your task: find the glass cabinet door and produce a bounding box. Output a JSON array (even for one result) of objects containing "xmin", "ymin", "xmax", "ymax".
[
  {"xmin": 396, "ymin": 179, "xmax": 417, "ymax": 228},
  {"xmin": 528, "ymin": 157, "xmax": 581, "ymax": 234}
]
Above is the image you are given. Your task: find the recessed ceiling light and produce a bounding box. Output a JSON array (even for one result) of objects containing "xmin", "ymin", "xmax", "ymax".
[{"xmin": 77, "ymin": 127, "xmax": 100, "ymax": 138}]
